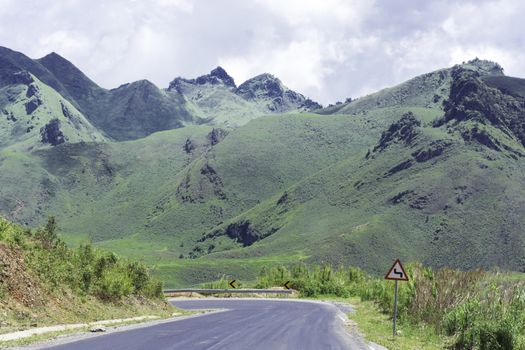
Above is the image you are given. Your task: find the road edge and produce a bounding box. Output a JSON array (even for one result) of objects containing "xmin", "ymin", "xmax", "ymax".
[{"xmin": 7, "ymin": 309, "xmax": 226, "ymax": 350}]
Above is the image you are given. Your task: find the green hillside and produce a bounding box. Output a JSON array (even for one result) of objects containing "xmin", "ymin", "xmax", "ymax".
[
  {"xmin": 194, "ymin": 63, "xmax": 525, "ymax": 276},
  {"xmin": 0, "ymin": 72, "xmax": 105, "ymax": 149},
  {"xmin": 1, "ymin": 54, "xmax": 525, "ymax": 287}
]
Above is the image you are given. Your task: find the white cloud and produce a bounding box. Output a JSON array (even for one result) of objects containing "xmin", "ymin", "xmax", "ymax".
[
  {"xmin": 38, "ymin": 31, "xmax": 93, "ymax": 57},
  {"xmin": 155, "ymin": 0, "xmax": 194, "ymax": 11},
  {"xmin": 0, "ymin": 0, "xmax": 524, "ymax": 104}
]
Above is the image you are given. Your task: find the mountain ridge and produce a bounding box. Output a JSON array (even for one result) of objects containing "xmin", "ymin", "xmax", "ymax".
[{"xmin": 0, "ymin": 46, "xmax": 322, "ymax": 140}]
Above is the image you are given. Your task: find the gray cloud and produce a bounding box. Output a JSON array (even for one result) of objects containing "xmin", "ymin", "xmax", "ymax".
[{"xmin": 0, "ymin": 0, "xmax": 523, "ymax": 104}]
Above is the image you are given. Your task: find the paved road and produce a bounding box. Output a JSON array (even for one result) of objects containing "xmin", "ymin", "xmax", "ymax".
[{"xmin": 40, "ymin": 299, "xmax": 369, "ymax": 350}]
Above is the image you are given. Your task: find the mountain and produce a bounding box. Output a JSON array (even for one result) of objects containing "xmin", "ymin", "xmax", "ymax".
[
  {"xmin": 319, "ymin": 57, "xmax": 504, "ymax": 115},
  {"xmin": 0, "ymin": 47, "xmax": 320, "ymax": 141},
  {"xmin": 0, "ymin": 70, "xmax": 105, "ymax": 150},
  {"xmin": 192, "ymin": 60, "xmax": 525, "ymax": 275},
  {"xmin": 168, "ymin": 67, "xmax": 321, "ymax": 127},
  {"xmin": 1, "ymin": 52, "xmax": 525, "ymax": 287}
]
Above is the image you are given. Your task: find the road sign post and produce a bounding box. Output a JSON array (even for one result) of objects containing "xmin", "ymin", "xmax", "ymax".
[
  {"xmin": 393, "ymin": 280, "xmax": 398, "ymax": 337},
  {"xmin": 385, "ymin": 259, "xmax": 409, "ymax": 337}
]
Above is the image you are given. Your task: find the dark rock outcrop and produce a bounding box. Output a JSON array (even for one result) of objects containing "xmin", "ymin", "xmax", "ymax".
[
  {"xmin": 169, "ymin": 66, "xmax": 237, "ymax": 90},
  {"xmin": 26, "ymin": 83, "xmax": 40, "ymax": 98},
  {"xmin": 11, "ymin": 71, "xmax": 34, "ymax": 85},
  {"xmin": 25, "ymin": 97, "xmax": 42, "ymax": 114},
  {"xmin": 372, "ymin": 112, "xmax": 421, "ymax": 153},
  {"xmin": 412, "ymin": 140, "xmax": 451, "ymax": 162},
  {"xmin": 207, "ymin": 128, "xmax": 228, "ymax": 146},
  {"xmin": 223, "ymin": 221, "xmax": 260, "ymax": 246},
  {"xmin": 40, "ymin": 119, "xmax": 65, "ymax": 146},
  {"xmin": 389, "ymin": 190, "xmax": 413, "ymax": 204},
  {"xmin": 438, "ymin": 67, "xmax": 525, "ymax": 147},
  {"xmin": 461, "ymin": 126, "xmax": 502, "ymax": 151},
  {"xmin": 183, "ymin": 138, "xmax": 196, "ymax": 154},
  {"xmin": 195, "ymin": 66, "xmax": 236, "ymax": 88},
  {"xmin": 384, "ymin": 159, "xmax": 413, "ymax": 177}
]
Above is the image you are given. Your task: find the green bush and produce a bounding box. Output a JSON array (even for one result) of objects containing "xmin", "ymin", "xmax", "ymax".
[
  {"xmin": 0, "ymin": 217, "xmax": 163, "ymax": 303},
  {"xmin": 95, "ymin": 268, "xmax": 133, "ymax": 301},
  {"xmin": 127, "ymin": 262, "xmax": 149, "ymax": 293}
]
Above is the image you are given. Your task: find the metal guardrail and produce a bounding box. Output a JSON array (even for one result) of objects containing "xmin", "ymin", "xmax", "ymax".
[{"xmin": 163, "ymin": 288, "xmax": 293, "ymax": 294}]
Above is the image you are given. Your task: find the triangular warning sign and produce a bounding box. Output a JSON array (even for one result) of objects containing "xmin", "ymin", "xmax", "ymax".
[{"xmin": 385, "ymin": 259, "xmax": 409, "ymax": 281}]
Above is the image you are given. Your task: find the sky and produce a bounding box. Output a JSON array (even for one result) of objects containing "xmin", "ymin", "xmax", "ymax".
[{"xmin": 0, "ymin": 0, "xmax": 524, "ymax": 105}]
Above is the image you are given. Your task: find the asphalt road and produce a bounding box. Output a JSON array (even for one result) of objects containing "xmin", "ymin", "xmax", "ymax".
[{"xmin": 40, "ymin": 299, "xmax": 370, "ymax": 350}]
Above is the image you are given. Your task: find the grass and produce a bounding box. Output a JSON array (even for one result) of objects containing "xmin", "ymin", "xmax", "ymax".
[
  {"xmin": 254, "ymin": 264, "xmax": 525, "ymax": 349},
  {"xmin": 1, "ymin": 57, "xmax": 525, "ymax": 295},
  {"xmin": 153, "ymin": 254, "xmax": 307, "ymax": 288},
  {"xmin": 312, "ymin": 295, "xmax": 447, "ymax": 349},
  {"xmin": 3, "ymin": 96, "xmax": 524, "ymax": 286},
  {"xmin": 0, "ymin": 73, "xmax": 105, "ymax": 150},
  {"xmin": 349, "ymin": 297, "xmax": 446, "ymax": 350}
]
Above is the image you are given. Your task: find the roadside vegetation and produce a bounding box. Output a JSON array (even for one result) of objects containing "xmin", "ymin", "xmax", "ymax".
[
  {"xmin": 255, "ymin": 264, "xmax": 525, "ymax": 349},
  {"xmin": 0, "ymin": 217, "xmax": 171, "ymax": 337}
]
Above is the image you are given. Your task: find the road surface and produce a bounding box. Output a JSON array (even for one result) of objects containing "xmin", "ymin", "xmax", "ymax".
[{"xmin": 39, "ymin": 299, "xmax": 370, "ymax": 350}]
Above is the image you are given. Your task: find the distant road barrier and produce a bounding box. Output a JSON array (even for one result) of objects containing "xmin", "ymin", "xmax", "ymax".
[{"xmin": 163, "ymin": 288, "xmax": 293, "ymax": 295}]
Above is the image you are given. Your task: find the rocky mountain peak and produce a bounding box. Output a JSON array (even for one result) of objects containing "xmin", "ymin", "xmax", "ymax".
[
  {"xmin": 211, "ymin": 66, "xmax": 236, "ymax": 87},
  {"xmin": 438, "ymin": 67, "xmax": 525, "ymax": 148},
  {"xmin": 40, "ymin": 51, "xmax": 64, "ymax": 62},
  {"xmin": 235, "ymin": 73, "xmax": 321, "ymax": 111},
  {"xmin": 168, "ymin": 66, "xmax": 236, "ymax": 92},
  {"xmin": 38, "ymin": 51, "xmax": 83, "ymax": 76},
  {"xmin": 458, "ymin": 58, "xmax": 504, "ymax": 77},
  {"xmin": 194, "ymin": 66, "xmax": 236, "ymax": 88},
  {"xmin": 236, "ymin": 73, "xmax": 283, "ymax": 99}
]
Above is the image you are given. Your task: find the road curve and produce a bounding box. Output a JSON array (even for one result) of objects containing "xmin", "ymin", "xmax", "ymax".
[{"xmin": 39, "ymin": 298, "xmax": 369, "ymax": 350}]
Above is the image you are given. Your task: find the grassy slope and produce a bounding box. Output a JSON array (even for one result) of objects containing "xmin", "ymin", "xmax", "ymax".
[
  {"xmin": 0, "ymin": 74, "xmax": 105, "ymax": 150},
  {"xmin": 44, "ymin": 113, "xmax": 395, "ymax": 267},
  {"xmin": 3, "ymin": 59, "xmax": 525, "ymax": 288},
  {"xmin": 318, "ymin": 68, "xmax": 451, "ymax": 115},
  {"xmin": 175, "ymin": 81, "xmax": 264, "ymax": 127},
  {"xmin": 104, "ymin": 108, "xmax": 443, "ymax": 286},
  {"xmin": 0, "ymin": 79, "xmax": 483, "ymax": 287},
  {"xmin": 0, "ymin": 109, "xmax": 415, "ymax": 286},
  {"xmin": 205, "ymin": 119, "xmax": 525, "ymax": 275}
]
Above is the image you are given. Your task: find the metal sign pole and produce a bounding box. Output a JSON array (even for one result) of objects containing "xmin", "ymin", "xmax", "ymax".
[
  {"xmin": 385, "ymin": 259, "xmax": 408, "ymax": 338},
  {"xmin": 393, "ymin": 280, "xmax": 398, "ymax": 337}
]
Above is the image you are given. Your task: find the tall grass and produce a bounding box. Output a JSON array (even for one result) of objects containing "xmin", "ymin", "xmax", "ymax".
[{"xmin": 256, "ymin": 264, "xmax": 525, "ymax": 349}]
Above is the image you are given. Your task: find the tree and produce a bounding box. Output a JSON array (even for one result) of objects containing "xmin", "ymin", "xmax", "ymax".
[{"xmin": 35, "ymin": 216, "xmax": 59, "ymax": 249}]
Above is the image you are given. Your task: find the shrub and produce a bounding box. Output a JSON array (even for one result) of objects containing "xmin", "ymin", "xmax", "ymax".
[
  {"xmin": 0, "ymin": 217, "xmax": 163, "ymax": 303},
  {"xmin": 95, "ymin": 268, "xmax": 133, "ymax": 301},
  {"xmin": 127, "ymin": 262, "xmax": 149, "ymax": 293}
]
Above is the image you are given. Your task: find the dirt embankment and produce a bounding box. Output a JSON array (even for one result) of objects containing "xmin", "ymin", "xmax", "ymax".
[{"xmin": 0, "ymin": 243, "xmax": 46, "ymax": 309}]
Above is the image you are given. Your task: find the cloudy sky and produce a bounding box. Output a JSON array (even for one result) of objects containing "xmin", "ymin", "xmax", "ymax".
[{"xmin": 1, "ymin": 0, "xmax": 523, "ymax": 104}]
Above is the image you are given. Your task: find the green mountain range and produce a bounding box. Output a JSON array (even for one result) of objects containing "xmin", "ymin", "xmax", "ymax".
[{"xmin": 1, "ymin": 46, "xmax": 524, "ymax": 287}]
